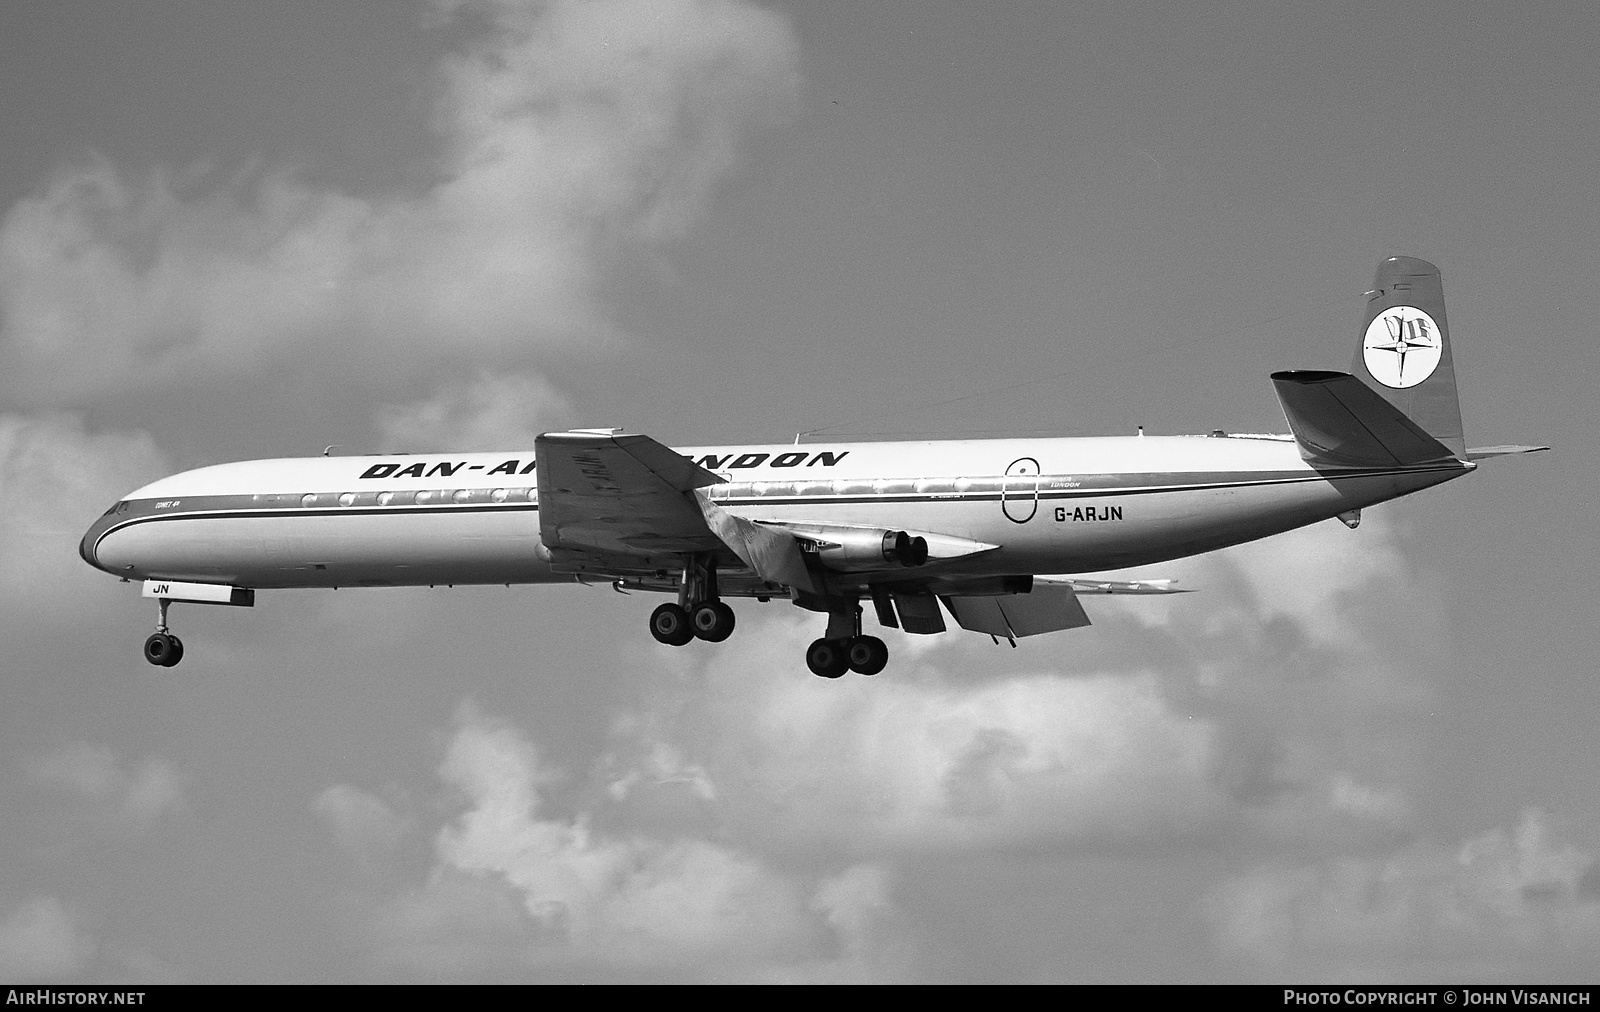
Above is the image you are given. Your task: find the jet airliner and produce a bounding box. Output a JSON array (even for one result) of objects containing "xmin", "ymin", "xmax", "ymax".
[{"xmin": 80, "ymin": 258, "xmax": 1545, "ymax": 677}]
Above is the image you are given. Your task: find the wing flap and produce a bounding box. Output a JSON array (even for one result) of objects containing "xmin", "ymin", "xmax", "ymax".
[{"xmin": 942, "ymin": 584, "xmax": 1091, "ymax": 638}]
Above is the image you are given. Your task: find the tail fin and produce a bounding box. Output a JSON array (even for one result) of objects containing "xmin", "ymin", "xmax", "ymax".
[{"xmin": 1350, "ymin": 256, "xmax": 1465, "ymax": 456}]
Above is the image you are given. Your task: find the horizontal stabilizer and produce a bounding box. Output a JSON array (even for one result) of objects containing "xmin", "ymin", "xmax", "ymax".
[
  {"xmin": 1271, "ymin": 370, "xmax": 1458, "ymax": 468},
  {"xmin": 942, "ymin": 584, "xmax": 1091, "ymax": 639},
  {"xmin": 1464, "ymin": 445, "xmax": 1550, "ymax": 461}
]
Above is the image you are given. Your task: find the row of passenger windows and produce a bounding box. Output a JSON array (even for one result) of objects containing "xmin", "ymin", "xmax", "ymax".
[
  {"xmin": 708, "ymin": 476, "xmax": 1020, "ymax": 499},
  {"xmin": 262, "ymin": 477, "xmax": 1026, "ymax": 510},
  {"xmin": 267, "ymin": 488, "xmax": 537, "ymax": 508}
]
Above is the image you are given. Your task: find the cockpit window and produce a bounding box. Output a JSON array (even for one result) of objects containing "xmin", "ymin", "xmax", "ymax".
[{"xmin": 104, "ymin": 501, "xmax": 128, "ymax": 516}]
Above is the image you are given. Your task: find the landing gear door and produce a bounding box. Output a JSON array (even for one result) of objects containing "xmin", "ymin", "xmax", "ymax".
[{"xmin": 1002, "ymin": 457, "xmax": 1040, "ymax": 524}]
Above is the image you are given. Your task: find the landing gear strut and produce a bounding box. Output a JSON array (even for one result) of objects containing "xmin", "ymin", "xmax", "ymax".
[
  {"xmin": 142, "ymin": 598, "xmax": 184, "ymax": 667},
  {"xmin": 806, "ymin": 601, "xmax": 889, "ymax": 678},
  {"xmin": 649, "ymin": 555, "xmax": 736, "ymax": 646}
]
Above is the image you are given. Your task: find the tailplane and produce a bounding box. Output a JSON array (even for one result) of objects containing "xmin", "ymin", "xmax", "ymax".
[{"xmin": 1271, "ymin": 370, "xmax": 1458, "ymax": 468}]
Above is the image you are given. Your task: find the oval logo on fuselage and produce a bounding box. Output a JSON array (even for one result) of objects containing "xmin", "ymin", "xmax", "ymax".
[{"xmin": 1002, "ymin": 457, "xmax": 1040, "ymax": 524}]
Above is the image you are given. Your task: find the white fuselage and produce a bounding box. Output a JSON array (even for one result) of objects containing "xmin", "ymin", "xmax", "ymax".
[{"xmin": 81, "ymin": 434, "xmax": 1471, "ymax": 590}]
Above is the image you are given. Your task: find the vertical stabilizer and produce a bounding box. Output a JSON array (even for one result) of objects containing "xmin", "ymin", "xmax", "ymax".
[{"xmin": 1351, "ymin": 257, "xmax": 1466, "ymax": 456}]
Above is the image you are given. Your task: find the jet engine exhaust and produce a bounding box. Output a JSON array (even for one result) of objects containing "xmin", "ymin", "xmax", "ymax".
[{"xmin": 812, "ymin": 528, "xmax": 929, "ymax": 570}]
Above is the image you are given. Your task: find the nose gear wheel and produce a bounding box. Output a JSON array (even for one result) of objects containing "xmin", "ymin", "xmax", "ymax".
[{"xmin": 143, "ymin": 632, "xmax": 184, "ymax": 667}]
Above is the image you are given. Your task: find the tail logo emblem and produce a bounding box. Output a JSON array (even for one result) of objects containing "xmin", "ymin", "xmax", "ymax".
[{"xmin": 1363, "ymin": 306, "xmax": 1442, "ymax": 389}]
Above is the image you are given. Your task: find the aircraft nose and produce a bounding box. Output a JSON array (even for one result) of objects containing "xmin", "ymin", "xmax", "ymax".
[{"xmin": 80, "ymin": 504, "xmax": 123, "ymax": 572}]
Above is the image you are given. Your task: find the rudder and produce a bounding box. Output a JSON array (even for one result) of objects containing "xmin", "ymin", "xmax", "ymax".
[{"xmin": 1351, "ymin": 257, "xmax": 1465, "ymax": 456}]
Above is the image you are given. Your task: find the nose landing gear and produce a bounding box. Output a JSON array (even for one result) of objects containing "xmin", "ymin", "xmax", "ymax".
[{"xmin": 143, "ymin": 598, "xmax": 184, "ymax": 667}]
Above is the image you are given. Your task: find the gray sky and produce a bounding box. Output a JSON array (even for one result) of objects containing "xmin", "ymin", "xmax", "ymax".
[{"xmin": 0, "ymin": 0, "xmax": 1594, "ymax": 982}]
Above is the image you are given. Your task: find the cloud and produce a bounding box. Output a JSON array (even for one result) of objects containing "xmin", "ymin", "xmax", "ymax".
[
  {"xmin": 0, "ymin": 413, "xmax": 169, "ymax": 609},
  {"xmin": 1208, "ymin": 808, "xmax": 1600, "ymax": 980},
  {"xmin": 27, "ymin": 743, "xmax": 188, "ymax": 829},
  {"xmin": 0, "ymin": 0, "xmax": 802, "ymax": 405},
  {"xmin": 329, "ymin": 704, "xmax": 911, "ymax": 979},
  {"xmin": 425, "ymin": 704, "xmax": 816, "ymax": 963},
  {"xmin": 375, "ymin": 371, "xmax": 570, "ymax": 452},
  {"xmin": 0, "ymin": 897, "xmax": 95, "ymax": 981},
  {"xmin": 659, "ymin": 640, "xmax": 1228, "ymax": 852},
  {"xmin": 315, "ymin": 785, "xmax": 418, "ymax": 880}
]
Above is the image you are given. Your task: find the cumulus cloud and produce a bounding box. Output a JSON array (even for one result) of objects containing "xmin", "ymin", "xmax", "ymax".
[
  {"xmin": 0, "ymin": 897, "xmax": 95, "ymax": 981},
  {"xmin": 1209, "ymin": 809, "xmax": 1600, "ymax": 980},
  {"xmin": 0, "ymin": 414, "xmax": 169, "ymax": 609},
  {"xmin": 27, "ymin": 743, "xmax": 188, "ymax": 829},
  {"xmin": 653, "ymin": 640, "xmax": 1227, "ymax": 852},
  {"xmin": 0, "ymin": 0, "xmax": 802, "ymax": 404},
  {"xmin": 326, "ymin": 704, "xmax": 912, "ymax": 980}
]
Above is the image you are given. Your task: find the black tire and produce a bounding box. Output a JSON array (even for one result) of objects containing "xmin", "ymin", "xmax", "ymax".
[
  {"xmin": 806, "ymin": 638, "xmax": 849, "ymax": 679},
  {"xmin": 649, "ymin": 603, "xmax": 694, "ymax": 646},
  {"xmin": 164, "ymin": 636, "xmax": 184, "ymax": 667},
  {"xmin": 143, "ymin": 633, "xmax": 173, "ymax": 667},
  {"xmin": 692, "ymin": 601, "xmax": 736, "ymax": 642},
  {"xmin": 847, "ymin": 635, "xmax": 888, "ymax": 676}
]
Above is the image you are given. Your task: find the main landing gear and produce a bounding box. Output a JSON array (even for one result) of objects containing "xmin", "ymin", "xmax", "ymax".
[
  {"xmin": 649, "ymin": 555, "xmax": 737, "ymax": 647},
  {"xmin": 142, "ymin": 598, "xmax": 184, "ymax": 667},
  {"xmin": 645, "ymin": 558, "xmax": 893, "ymax": 678},
  {"xmin": 805, "ymin": 601, "xmax": 888, "ymax": 678}
]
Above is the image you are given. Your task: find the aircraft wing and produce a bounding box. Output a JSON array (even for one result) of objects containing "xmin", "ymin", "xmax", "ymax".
[{"xmin": 535, "ymin": 430, "xmax": 726, "ymax": 561}]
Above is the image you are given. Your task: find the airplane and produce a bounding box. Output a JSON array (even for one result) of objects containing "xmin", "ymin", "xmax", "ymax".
[{"xmin": 79, "ymin": 257, "xmax": 1546, "ymax": 677}]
